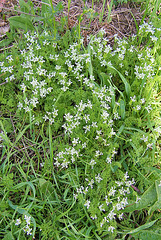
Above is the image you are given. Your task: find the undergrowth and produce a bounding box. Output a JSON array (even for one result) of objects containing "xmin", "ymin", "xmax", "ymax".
[{"xmin": 0, "ymin": 1, "xmax": 161, "ymax": 240}]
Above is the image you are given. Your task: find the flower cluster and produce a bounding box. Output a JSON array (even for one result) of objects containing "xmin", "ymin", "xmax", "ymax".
[
  {"xmin": 0, "ymin": 21, "xmax": 161, "ymax": 237},
  {"xmin": 15, "ymin": 215, "xmax": 34, "ymax": 237}
]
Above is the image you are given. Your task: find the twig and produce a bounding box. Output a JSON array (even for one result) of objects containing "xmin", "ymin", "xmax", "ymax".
[
  {"xmin": 109, "ymin": 23, "xmax": 126, "ymax": 38},
  {"xmin": 131, "ymin": 184, "xmax": 141, "ymax": 193},
  {"xmin": 0, "ymin": 82, "xmax": 7, "ymax": 86}
]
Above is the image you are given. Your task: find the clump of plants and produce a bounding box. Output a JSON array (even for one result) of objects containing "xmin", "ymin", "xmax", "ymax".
[{"xmin": 0, "ymin": 20, "xmax": 161, "ymax": 239}]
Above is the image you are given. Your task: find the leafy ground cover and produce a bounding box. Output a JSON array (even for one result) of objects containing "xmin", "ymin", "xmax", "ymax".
[{"xmin": 0, "ymin": 0, "xmax": 161, "ymax": 239}]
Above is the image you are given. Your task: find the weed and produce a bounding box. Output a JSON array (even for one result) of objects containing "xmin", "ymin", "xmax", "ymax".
[{"xmin": 0, "ymin": 1, "xmax": 161, "ymax": 239}]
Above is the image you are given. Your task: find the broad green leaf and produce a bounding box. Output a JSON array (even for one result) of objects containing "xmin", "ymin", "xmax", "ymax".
[
  {"xmin": 155, "ymin": 180, "xmax": 161, "ymax": 202},
  {"xmin": 19, "ymin": 0, "xmax": 30, "ymax": 13},
  {"xmin": 9, "ymin": 16, "xmax": 35, "ymax": 31},
  {"xmin": 13, "ymin": 181, "xmax": 36, "ymax": 198},
  {"xmin": 39, "ymin": 181, "xmax": 55, "ymax": 200},
  {"xmin": 120, "ymin": 99, "xmax": 125, "ymax": 120},
  {"xmin": 39, "ymin": 178, "xmax": 47, "ymax": 187},
  {"xmin": 149, "ymin": 180, "xmax": 161, "ymax": 214},
  {"xmin": 106, "ymin": 63, "xmax": 131, "ymax": 98},
  {"xmin": 134, "ymin": 230, "xmax": 161, "ymax": 240},
  {"xmin": 8, "ymin": 200, "xmax": 30, "ymax": 215},
  {"xmin": 3, "ymin": 232, "xmax": 14, "ymax": 240},
  {"xmin": 128, "ymin": 219, "xmax": 158, "ymax": 235},
  {"xmin": 114, "ymin": 124, "xmax": 125, "ymax": 143},
  {"xmin": 123, "ymin": 183, "xmax": 157, "ymax": 212}
]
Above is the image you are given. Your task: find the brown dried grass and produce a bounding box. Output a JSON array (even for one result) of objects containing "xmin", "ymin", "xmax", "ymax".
[{"xmin": 0, "ymin": 0, "xmax": 147, "ymax": 44}]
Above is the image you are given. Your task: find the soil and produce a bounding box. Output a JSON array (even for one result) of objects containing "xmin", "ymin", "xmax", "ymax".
[{"xmin": 0, "ymin": 0, "xmax": 146, "ymax": 43}]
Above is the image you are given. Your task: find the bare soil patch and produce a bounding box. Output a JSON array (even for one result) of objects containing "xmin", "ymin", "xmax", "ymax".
[{"xmin": 0, "ymin": 0, "xmax": 146, "ymax": 41}]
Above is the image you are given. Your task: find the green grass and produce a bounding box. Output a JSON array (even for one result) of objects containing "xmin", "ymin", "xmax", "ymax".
[{"xmin": 0, "ymin": 0, "xmax": 161, "ymax": 239}]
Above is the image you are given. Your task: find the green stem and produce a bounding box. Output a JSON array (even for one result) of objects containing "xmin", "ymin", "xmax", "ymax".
[
  {"xmin": 68, "ymin": 0, "xmax": 71, "ymax": 29},
  {"xmin": 78, "ymin": 19, "xmax": 81, "ymax": 47},
  {"xmin": 49, "ymin": 123, "xmax": 53, "ymax": 162},
  {"xmin": 99, "ymin": 0, "xmax": 106, "ymax": 23}
]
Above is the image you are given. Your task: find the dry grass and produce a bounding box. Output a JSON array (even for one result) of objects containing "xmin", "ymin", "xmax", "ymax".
[{"xmin": 0, "ymin": 0, "xmax": 147, "ymax": 43}]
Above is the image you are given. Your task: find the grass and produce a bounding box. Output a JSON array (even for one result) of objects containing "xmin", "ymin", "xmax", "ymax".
[{"xmin": 0, "ymin": 0, "xmax": 161, "ymax": 239}]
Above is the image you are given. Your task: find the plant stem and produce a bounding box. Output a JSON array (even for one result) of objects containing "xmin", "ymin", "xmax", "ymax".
[{"xmin": 68, "ymin": 0, "xmax": 71, "ymax": 29}]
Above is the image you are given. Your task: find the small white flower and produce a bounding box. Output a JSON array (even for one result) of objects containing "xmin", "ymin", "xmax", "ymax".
[
  {"xmin": 24, "ymin": 215, "xmax": 31, "ymax": 225},
  {"xmin": 141, "ymin": 135, "xmax": 148, "ymax": 142},
  {"xmin": 140, "ymin": 98, "xmax": 145, "ymax": 104},
  {"xmin": 130, "ymin": 95, "xmax": 136, "ymax": 102},
  {"xmin": 118, "ymin": 213, "xmax": 124, "ymax": 220},
  {"xmin": 84, "ymin": 200, "xmax": 90, "ymax": 209},
  {"xmin": 99, "ymin": 204, "xmax": 105, "ymax": 212},
  {"xmin": 108, "ymin": 225, "xmax": 115, "ymax": 233},
  {"xmin": 91, "ymin": 215, "xmax": 97, "ymax": 220},
  {"xmin": 109, "ymin": 187, "xmax": 116, "ymax": 196},
  {"xmin": 89, "ymin": 159, "xmax": 96, "ymax": 169},
  {"xmin": 15, "ymin": 218, "xmax": 21, "ymax": 225},
  {"xmin": 106, "ymin": 157, "xmax": 112, "ymax": 164},
  {"xmin": 95, "ymin": 174, "xmax": 103, "ymax": 183},
  {"xmin": 136, "ymin": 105, "xmax": 141, "ymax": 110}
]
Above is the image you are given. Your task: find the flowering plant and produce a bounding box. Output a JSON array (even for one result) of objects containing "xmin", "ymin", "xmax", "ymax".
[{"xmin": 0, "ymin": 22, "xmax": 161, "ymax": 239}]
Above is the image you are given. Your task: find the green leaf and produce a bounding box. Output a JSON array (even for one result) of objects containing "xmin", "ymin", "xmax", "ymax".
[
  {"xmin": 19, "ymin": 0, "xmax": 30, "ymax": 13},
  {"xmin": 0, "ymin": 39, "xmax": 13, "ymax": 48},
  {"xmin": 8, "ymin": 200, "xmax": 36, "ymax": 236},
  {"xmin": 41, "ymin": 0, "xmax": 51, "ymax": 17},
  {"xmin": 149, "ymin": 180, "xmax": 161, "ymax": 214},
  {"xmin": 106, "ymin": 63, "xmax": 131, "ymax": 98},
  {"xmin": 123, "ymin": 183, "xmax": 157, "ymax": 212},
  {"xmin": 9, "ymin": 16, "xmax": 35, "ymax": 31},
  {"xmin": 120, "ymin": 99, "xmax": 125, "ymax": 120},
  {"xmin": 39, "ymin": 178, "xmax": 47, "ymax": 187},
  {"xmin": 3, "ymin": 232, "xmax": 14, "ymax": 240},
  {"xmin": 39, "ymin": 180, "xmax": 55, "ymax": 199},
  {"xmin": 134, "ymin": 230, "xmax": 161, "ymax": 240},
  {"xmin": 128, "ymin": 219, "xmax": 158, "ymax": 235},
  {"xmin": 13, "ymin": 181, "xmax": 36, "ymax": 198}
]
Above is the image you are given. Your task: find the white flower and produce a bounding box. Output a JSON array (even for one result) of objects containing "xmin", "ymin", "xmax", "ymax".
[
  {"xmin": 109, "ymin": 187, "xmax": 116, "ymax": 196},
  {"xmin": 108, "ymin": 225, "xmax": 115, "ymax": 233},
  {"xmin": 106, "ymin": 157, "xmax": 112, "ymax": 164},
  {"xmin": 118, "ymin": 213, "xmax": 124, "ymax": 220},
  {"xmin": 95, "ymin": 174, "xmax": 103, "ymax": 183},
  {"xmin": 88, "ymin": 179, "xmax": 94, "ymax": 189},
  {"xmin": 84, "ymin": 200, "xmax": 90, "ymax": 209},
  {"xmin": 55, "ymin": 65, "xmax": 61, "ymax": 70},
  {"xmin": 24, "ymin": 215, "xmax": 31, "ymax": 225},
  {"xmin": 140, "ymin": 135, "xmax": 148, "ymax": 142},
  {"xmin": 91, "ymin": 215, "xmax": 97, "ymax": 220},
  {"xmin": 15, "ymin": 218, "xmax": 21, "ymax": 225},
  {"xmin": 136, "ymin": 105, "xmax": 141, "ymax": 110},
  {"xmin": 82, "ymin": 142, "xmax": 87, "ymax": 149},
  {"xmin": 24, "ymin": 225, "xmax": 32, "ymax": 235},
  {"xmin": 130, "ymin": 95, "xmax": 136, "ymax": 102},
  {"xmin": 107, "ymin": 210, "xmax": 116, "ymax": 220},
  {"xmin": 72, "ymin": 138, "xmax": 79, "ymax": 146},
  {"xmin": 99, "ymin": 204, "xmax": 105, "ymax": 212},
  {"xmin": 83, "ymin": 125, "xmax": 91, "ymax": 133},
  {"xmin": 145, "ymin": 105, "xmax": 152, "ymax": 113},
  {"xmin": 90, "ymin": 159, "xmax": 96, "ymax": 169},
  {"xmin": 140, "ymin": 98, "xmax": 145, "ymax": 104}
]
